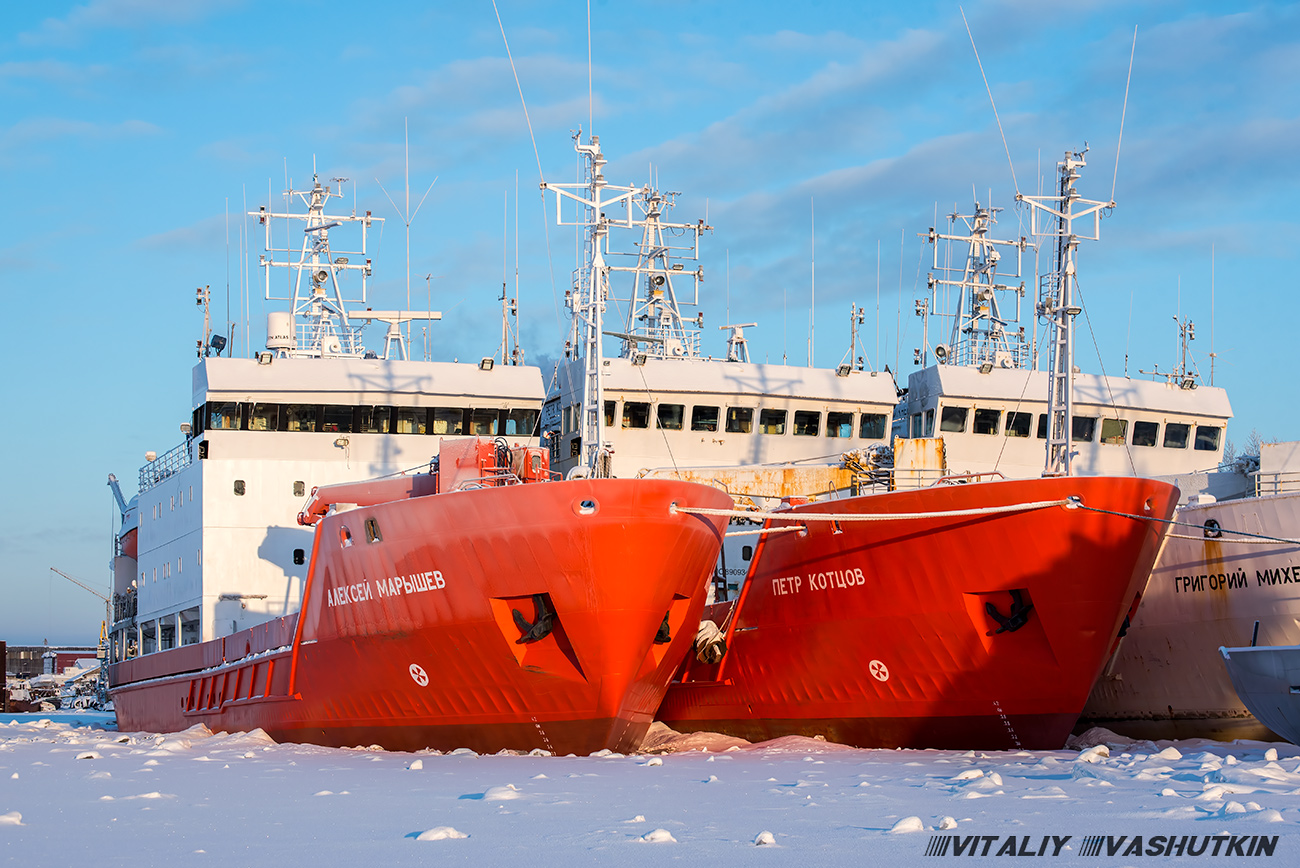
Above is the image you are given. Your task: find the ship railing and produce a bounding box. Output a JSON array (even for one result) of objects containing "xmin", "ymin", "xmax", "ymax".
[
  {"xmin": 138, "ymin": 439, "xmax": 193, "ymax": 492},
  {"xmin": 1253, "ymin": 469, "xmax": 1300, "ymax": 497}
]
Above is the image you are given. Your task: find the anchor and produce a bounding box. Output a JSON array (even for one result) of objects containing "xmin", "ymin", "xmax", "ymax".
[
  {"xmin": 985, "ymin": 589, "xmax": 1034, "ymax": 634},
  {"xmin": 654, "ymin": 611, "xmax": 672, "ymax": 644},
  {"xmin": 512, "ymin": 594, "xmax": 555, "ymax": 644}
]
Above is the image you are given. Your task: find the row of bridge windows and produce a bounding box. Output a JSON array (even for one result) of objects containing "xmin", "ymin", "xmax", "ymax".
[
  {"xmin": 195, "ymin": 401, "xmax": 540, "ymax": 438},
  {"xmin": 564, "ymin": 401, "xmax": 891, "ymax": 440},
  {"xmin": 916, "ymin": 406, "xmax": 1221, "ymax": 451}
]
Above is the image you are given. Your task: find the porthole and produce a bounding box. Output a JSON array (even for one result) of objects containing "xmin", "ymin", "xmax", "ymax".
[
  {"xmin": 365, "ymin": 517, "xmax": 383, "ymax": 543},
  {"xmin": 293, "ymin": 548, "xmax": 305, "ymax": 565},
  {"xmin": 234, "ymin": 479, "xmax": 246, "ymax": 496},
  {"xmin": 293, "ymin": 480, "xmax": 305, "ymax": 497}
]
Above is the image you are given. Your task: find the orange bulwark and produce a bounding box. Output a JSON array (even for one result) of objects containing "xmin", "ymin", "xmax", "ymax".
[
  {"xmin": 658, "ymin": 476, "xmax": 1179, "ymax": 750},
  {"xmin": 111, "ymin": 443, "xmax": 732, "ymax": 756}
]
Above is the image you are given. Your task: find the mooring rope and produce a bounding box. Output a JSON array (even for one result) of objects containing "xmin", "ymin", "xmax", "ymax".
[
  {"xmin": 1071, "ymin": 503, "xmax": 1300, "ymax": 546},
  {"xmin": 677, "ymin": 497, "xmax": 1074, "ymax": 524}
]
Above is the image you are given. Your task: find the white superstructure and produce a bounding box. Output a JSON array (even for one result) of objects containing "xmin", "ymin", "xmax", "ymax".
[{"xmin": 109, "ymin": 175, "xmax": 544, "ymax": 663}]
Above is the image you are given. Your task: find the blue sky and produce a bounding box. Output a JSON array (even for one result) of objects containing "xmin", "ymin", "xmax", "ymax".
[{"xmin": 2, "ymin": 0, "xmax": 1296, "ymax": 645}]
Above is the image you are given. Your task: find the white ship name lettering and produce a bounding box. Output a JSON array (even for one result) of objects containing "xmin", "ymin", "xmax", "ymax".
[
  {"xmin": 327, "ymin": 581, "xmax": 374, "ymax": 607},
  {"xmin": 375, "ymin": 570, "xmax": 446, "ymax": 599},
  {"xmin": 771, "ymin": 567, "xmax": 866, "ymax": 596},
  {"xmin": 1173, "ymin": 569, "xmax": 1249, "ymax": 594}
]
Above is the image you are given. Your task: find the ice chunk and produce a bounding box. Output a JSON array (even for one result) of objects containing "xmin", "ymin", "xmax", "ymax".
[
  {"xmin": 408, "ymin": 760, "xmax": 423, "ymax": 771},
  {"xmin": 938, "ymin": 817, "xmax": 958, "ymax": 830},
  {"xmin": 754, "ymin": 831, "xmax": 777, "ymax": 846},
  {"xmin": 0, "ymin": 812, "xmax": 22, "ymax": 826},
  {"xmin": 1077, "ymin": 745, "xmax": 1110, "ymax": 763},
  {"xmin": 483, "ymin": 784, "xmax": 522, "ymax": 801}
]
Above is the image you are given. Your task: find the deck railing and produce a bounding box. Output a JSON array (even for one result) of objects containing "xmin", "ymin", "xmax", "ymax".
[{"xmin": 139, "ymin": 439, "xmax": 193, "ymax": 492}]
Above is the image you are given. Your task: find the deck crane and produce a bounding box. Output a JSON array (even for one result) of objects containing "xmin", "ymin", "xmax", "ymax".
[{"xmin": 48, "ymin": 567, "xmax": 111, "ymax": 707}]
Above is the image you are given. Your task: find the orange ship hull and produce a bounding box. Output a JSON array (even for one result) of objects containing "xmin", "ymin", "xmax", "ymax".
[
  {"xmin": 111, "ymin": 477, "xmax": 731, "ymax": 755},
  {"xmin": 658, "ymin": 476, "xmax": 1179, "ymax": 750}
]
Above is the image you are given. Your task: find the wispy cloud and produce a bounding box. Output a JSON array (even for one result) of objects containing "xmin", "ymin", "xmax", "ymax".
[{"xmin": 19, "ymin": 0, "xmax": 245, "ymax": 47}]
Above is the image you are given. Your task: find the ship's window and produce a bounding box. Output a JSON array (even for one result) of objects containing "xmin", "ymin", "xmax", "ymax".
[
  {"xmin": 742, "ymin": 545, "xmax": 753, "ymax": 560},
  {"xmin": 321, "ymin": 405, "xmax": 353, "ymax": 433},
  {"xmin": 1194, "ymin": 425, "xmax": 1221, "ymax": 452},
  {"xmin": 1100, "ymin": 418, "xmax": 1128, "ymax": 445},
  {"xmin": 364, "ymin": 517, "xmax": 383, "ymax": 543},
  {"xmin": 429, "ymin": 407, "xmax": 464, "ymax": 435},
  {"xmin": 860, "ymin": 413, "xmax": 887, "ymax": 439},
  {"xmin": 469, "ymin": 409, "xmax": 499, "ymax": 435},
  {"xmin": 793, "ymin": 410, "xmax": 820, "ymax": 436},
  {"xmin": 1164, "ymin": 422, "xmax": 1191, "ymax": 449},
  {"xmin": 726, "ymin": 407, "xmax": 753, "ymax": 434},
  {"xmin": 924, "ymin": 409, "xmax": 935, "ymax": 437},
  {"xmin": 293, "ymin": 549, "xmax": 305, "ymax": 565},
  {"xmin": 357, "ymin": 406, "xmax": 392, "ymax": 434},
  {"xmin": 248, "ymin": 403, "xmax": 279, "ymax": 431},
  {"xmin": 1005, "ymin": 412, "xmax": 1032, "ymax": 438},
  {"xmin": 1038, "ymin": 414, "xmax": 1051, "ymax": 439},
  {"xmin": 505, "ymin": 408, "xmax": 539, "ymax": 436},
  {"xmin": 827, "ymin": 412, "xmax": 853, "ymax": 438},
  {"xmin": 285, "ymin": 404, "xmax": 318, "ymax": 432},
  {"xmin": 339, "ymin": 526, "xmax": 353, "ymax": 548},
  {"xmin": 603, "ymin": 401, "xmax": 615, "ymax": 427},
  {"xmin": 939, "ymin": 406, "xmax": 968, "ymax": 433},
  {"xmin": 562, "ymin": 406, "xmax": 572, "ymax": 434},
  {"xmin": 691, "ymin": 406, "xmax": 720, "ymax": 432},
  {"xmin": 570, "ymin": 437, "xmax": 581, "ymax": 457},
  {"xmin": 1072, "ymin": 416, "xmax": 1097, "ymax": 442},
  {"xmin": 293, "ymin": 480, "xmax": 305, "ymax": 497},
  {"xmin": 234, "ymin": 479, "xmax": 246, "ymax": 496},
  {"xmin": 170, "ymin": 495, "xmax": 174, "ymax": 511},
  {"xmin": 972, "ymin": 408, "xmax": 1000, "ymax": 435},
  {"xmin": 909, "ymin": 413, "xmax": 921, "ymax": 437},
  {"xmin": 396, "ymin": 408, "xmax": 428, "ymax": 435},
  {"xmin": 623, "ymin": 402, "xmax": 650, "ymax": 429},
  {"xmin": 198, "ymin": 440, "xmax": 209, "ymax": 459},
  {"xmin": 207, "ymin": 401, "xmax": 242, "ymax": 430},
  {"xmin": 657, "ymin": 404, "xmax": 685, "ymax": 430},
  {"xmin": 1132, "ymin": 421, "xmax": 1159, "ymax": 447},
  {"xmin": 177, "ymin": 556, "xmax": 182, "ymax": 573},
  {"xmin": 759, "ymin": 409, "xmax": 786, "ymax": 435}
]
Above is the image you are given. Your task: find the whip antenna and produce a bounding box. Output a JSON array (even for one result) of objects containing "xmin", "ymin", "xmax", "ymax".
[
  {"xmin": 960, "ymin": 7, "xmax": 1018, "ymax": 196},
  {"xmin": 1112, "ymin": 26, "xmax": 1138, "ymax": 203}
]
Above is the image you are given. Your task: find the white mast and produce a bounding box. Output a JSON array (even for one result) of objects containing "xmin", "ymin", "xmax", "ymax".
[
  {"xmin": 542, "ymin": 133, "xmax": 710, "ymax": 474},
  {"xmin": 1018, "ymin": 147, "xmax": 1114, "ymax": 477}
]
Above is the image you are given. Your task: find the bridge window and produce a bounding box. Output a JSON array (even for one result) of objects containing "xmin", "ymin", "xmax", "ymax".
[
  {"xmin": 207, "ymin": 402, "xmax": 242, "ymax": 430},
  {"xmin": 1005, "ymin": 412, "xmax": 1032, "ymax": 438},
  {"xmin": 972, "ymin": 408, "xmax": 1000, "ymax": 435},
  {"xmin": 1072, "ymin": 416, "xmax": 1097, "ymax": 442},
  {"xmin": 1164, "ymin": 422, "xmax": 1191, "ymax": 449},
  {"xmin": 826, "ymin": 412, "xmax": 853, "ymax": 437},
  {"xmin": 759, "ymin": 409, "xmax": 786, "ymax": 435},
  {"xmin": 657, "ymin": 404, "xmax": 684, "ymax": 430},
  {"xmin": 469, "ymin": 409, "xmax": 498, "ymax": 436},
  {"xmin": 924, "ymin": 409, "xmax": 935, "ymax": 436},
  {"xmin": 358, "ymin": 406, "xmax": 393, "ymax": 434},
  {"xmin": 726, "ymin": 407, "xmax": 753, "ymax": 434},
  {"xmin": 1194, "ymin": 426, "xmax": 1221, "ymax": 452},
  {"xmin": 939, "ymin": 406, "xmax": 967, "ymax": 433},
  {"xmin": 397, "ymin": 408, "xmax": 427, "ymax": 435},
  {"xmin": 505, "ymin": 408, "xmax": 539, "ymax": 436},
  {"xmin": 430, "ymin": 408, "xmax": 463, "ymax": 435},
  {"xmin": 860, "ymin": 413, "xmax": 887, "ymax": 439},
  {"xmin": 1132, "ymin": 421, "xmax": 1159, "ymax": 447},
  {"xmin": 691, "ymin": 406, "xmax": 720, "ymax": 432},
  {"xmin": 604, "ymin": 401, "xmax": 615, "ymax": 427},
  {"xmin": 1036, "ymin": 414, "xmax": 1048, "ymax": 439},
  {"xmin": 285, "ymin": 404, "xmax": 317, "ymax": 432},
  {"xmin": 248, "ymin": 403, "xmax": 278, "ymax": 431},
  {"xmin": 321, "ymin": 405, "xmax": 353, "ymax": 433},
  {"xmin": 623, "ymin": 402, "xmax": 650, "ymax": 429},
  {"xmin": 1100, "ymin": 418, "xmax": 1128, "ymax": 445},
  {"xmin": 793, "ymin": 410, "xmax": 820, "ymax": 436}
]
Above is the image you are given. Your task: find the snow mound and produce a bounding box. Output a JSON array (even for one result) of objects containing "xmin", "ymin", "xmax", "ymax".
[
  {"xmin": 483, "ymin": 784, "xmax": 522, "ymax": 801},
  {"xmin": 889, "ymin": 816, "xmax": 925, "ymax": 834},
  {"xmin": 939, "ymin": 817, "xmax": 958, "ymax": 830},
  {"xmin": 643, "ymin": 757, "xmax": 663, "ymax": 767},
  {"xmin": 754, "ymin": 830, "xmax": 777, "ymax": 846},
  {"xmin": 75, "ymin": 751, "xmax": 100, "ymax": 760},
  {"xmin": 1076, "ymin": 745, "xmax": 1110, "ymax": 763},
  {"xmin": 951, "ymin": 769, "xmax": 983, "ymax": 781},
  {"xmin": 639, "ymin": 722, "xmax": 750, "ymax": 754},
  {"xmin": 639, "ymin": 828, "xmax": 676, "ymax": 843},
  {"xmin": 0, "ymin": 812, "xmax": 22, "ymax": 826},
  {"xmin": 751, "ymin": 735, "xmax": 859, "ymax": 753},
  {"xmin": 1155, "ymin": 746, "xmax": 1183, "ymax": 761},
  {"xmin": 416, "ymin": 826, "xmax": 467, "ymax": 841},
  {"xmin": 408, "ymin": 760, "xmax": 423, "ymax": 771}
]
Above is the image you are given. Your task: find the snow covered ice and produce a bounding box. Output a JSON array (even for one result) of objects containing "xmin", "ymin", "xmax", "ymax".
[{"xmin": 3, "ymin": 714, "xmax": 1299, "ymax": 865}]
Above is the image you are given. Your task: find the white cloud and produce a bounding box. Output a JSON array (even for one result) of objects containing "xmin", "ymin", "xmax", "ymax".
[{"xmin": 19, "ymin": 0, "xmax": 245, "ymax": 47}]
